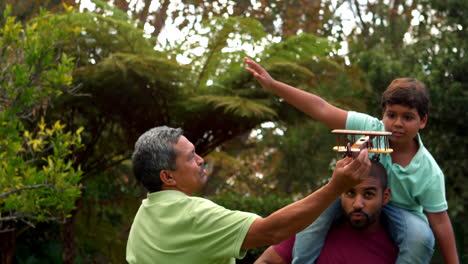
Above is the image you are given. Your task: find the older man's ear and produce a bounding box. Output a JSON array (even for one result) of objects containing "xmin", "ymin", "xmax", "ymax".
[{"xmin": 160, "ymin": 170, "xmax": 176, "ymax": 186}]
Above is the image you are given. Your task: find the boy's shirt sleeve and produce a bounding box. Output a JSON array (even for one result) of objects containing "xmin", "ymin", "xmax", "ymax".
[
  {"xmin": 414, "ymin": 147, "xmax": 448, "ymax": 213},
  {"xmin": 418, "ymin": 171, "xmax": 448, "ymax": 213}
]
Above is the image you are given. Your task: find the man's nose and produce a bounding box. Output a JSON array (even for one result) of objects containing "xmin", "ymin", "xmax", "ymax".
[
  {"xmin": 353, "ymin": 196, "xmax": 364, "ymax": 209},
  {"xmin": 196, "ymin": 154, "xmax": 204, "ymax": 165}
]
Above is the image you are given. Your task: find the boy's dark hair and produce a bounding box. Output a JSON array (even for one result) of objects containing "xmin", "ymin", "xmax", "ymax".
[{"xmin": 381, "ymin": 78, "xmax": 429, "ymax": 119}]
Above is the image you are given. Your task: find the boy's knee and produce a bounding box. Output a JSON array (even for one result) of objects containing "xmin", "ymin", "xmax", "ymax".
[
  {"xmin": 405, "ymin": 221, "xmax": 434, "ymax": 249},
  {"xmin": 397, "ymin": 221, "xmax": 435, "ymax": 263}
]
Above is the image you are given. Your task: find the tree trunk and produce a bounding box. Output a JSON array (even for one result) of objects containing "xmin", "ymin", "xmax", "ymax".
[
  {"xmin": 0, "ymin": 223, "xmax": 16, "ymax": 264},
  {"xmin": 152, "ymin": 0, "xmax": 170, "ymax": 38},
  {"xmin": 60, "ymin": 198, "xmax": 82, "ymax": 264},
  {"xmin": 60, "ymin": 216, "xmax": 76, "ymax": 264}
]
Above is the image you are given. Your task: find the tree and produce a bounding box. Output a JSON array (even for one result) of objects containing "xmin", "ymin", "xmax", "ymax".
[
  {"xmin": 88, "ymin": 0, "xmax": 347, "ymax": 42},
  {"xmin": 345, "ymin": 0, "xmax": 468, "ymax": 261},
  {"xmin": 0, "ymin": 6, "xmax": 84, "ymax": 263},
  {"xmin": 58, "ymin": 1, "xmax": 467, "ymax": 261},
  {"xmin": 13, "ymin": 3, "xmax": 366, "ymax": 260},
  {"xmin": 416, "ymin": 1, "xmax": 468, "ymax": 260},
  {"xmin": 55, "ymin": 10, "xmax": 368, "ymax": 172},
  {"xmin": 0, "ymin": 0, "xmax": 75, "ymax": 23}
]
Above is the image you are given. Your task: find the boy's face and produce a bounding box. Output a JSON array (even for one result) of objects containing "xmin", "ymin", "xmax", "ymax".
[{"xmin": 382, "ymin": 104, "xmax": 427, "ymax": 146}]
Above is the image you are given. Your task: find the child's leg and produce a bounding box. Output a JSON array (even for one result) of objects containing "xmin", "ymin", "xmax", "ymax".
[
  {"xmin": 383, "ymin": 204, "xmax": 435, "ymax": 264},
  {"xmin": 292, "ymin": 199, "xmax": 342, "ymax": 264}
]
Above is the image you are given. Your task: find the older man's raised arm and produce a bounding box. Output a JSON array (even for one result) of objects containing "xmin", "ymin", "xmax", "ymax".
[{"xmin": 241, "ymin": 149, "xmax": 370, "ymax": 249}]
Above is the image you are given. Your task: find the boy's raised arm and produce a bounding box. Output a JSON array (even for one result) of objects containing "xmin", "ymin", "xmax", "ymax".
[{"xmin": 244, "ymin": 57, "xmax": 348, "ymax": 129}]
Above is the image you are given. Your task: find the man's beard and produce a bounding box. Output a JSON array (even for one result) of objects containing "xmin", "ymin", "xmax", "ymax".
[{"xmin": 346, "ymin": 210, "xmax": 372, "ymax": 230}]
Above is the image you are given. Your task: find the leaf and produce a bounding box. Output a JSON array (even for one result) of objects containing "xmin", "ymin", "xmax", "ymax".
[{"xmin": 191, "ymin": 95, "xmax": 278, "ymax": 119}]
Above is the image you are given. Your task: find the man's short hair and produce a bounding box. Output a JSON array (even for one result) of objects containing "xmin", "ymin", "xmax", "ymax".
[
  {"xmin": 381, "ymin": 78, "xmax": 429, "ymax": 119},
  {"xmin": 368, "ymin": 159, "xmax": 388, "ymax": 190},
  {"xmin": 132, "ymin": 126, "xmax": 183, "ymax": 192}
]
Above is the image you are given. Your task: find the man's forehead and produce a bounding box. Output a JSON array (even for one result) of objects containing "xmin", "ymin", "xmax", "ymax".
[
  {"xmin": 353, "ymin": 178, "xmax": 381, "ymax": 190},
  {"xmin": 174, "ymin": 136, "xmax": 194, "ymax": 152}
]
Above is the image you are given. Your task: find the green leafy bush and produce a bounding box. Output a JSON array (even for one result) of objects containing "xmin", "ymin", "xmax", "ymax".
[{"xmin": 0, "ymin": 5, "xmax": 84, "ymax": 260}]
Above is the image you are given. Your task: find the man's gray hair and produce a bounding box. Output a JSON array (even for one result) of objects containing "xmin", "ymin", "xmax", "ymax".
[{"xmin": 131, "ymin": 126, "xmax": 183, "ymax": 192}]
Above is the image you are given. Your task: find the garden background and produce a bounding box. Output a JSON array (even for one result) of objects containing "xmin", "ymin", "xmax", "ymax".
[{"xmin": 0, "ymin": 0, "xmax": 466, "ymax": 263}]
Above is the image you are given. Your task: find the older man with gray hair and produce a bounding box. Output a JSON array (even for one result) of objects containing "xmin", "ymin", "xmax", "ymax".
[{"xmin": 126, "ymin": 126, "xmax": 370, "ymax": 264}]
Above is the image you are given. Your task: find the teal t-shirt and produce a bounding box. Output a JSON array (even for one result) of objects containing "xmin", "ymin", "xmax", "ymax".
[
  {"xmin": 346, "ymin": 111, "xmax": 448, "ymax": 221},
  {"xmin": 126, "ymin": 190, "xmax": 259, "ymax": 264}
]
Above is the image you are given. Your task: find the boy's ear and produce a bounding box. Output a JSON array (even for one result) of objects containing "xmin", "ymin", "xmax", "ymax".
[
  {"xmin": 419, "ymin": 114, "xmax": 428, "ymax": 129},
  {"xmin": 160, "ymin": 170, "xmax": 176, "ymax": 186}
]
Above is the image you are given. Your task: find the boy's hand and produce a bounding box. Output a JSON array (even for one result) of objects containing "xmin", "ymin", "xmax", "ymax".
[
  {"xmin": 329, "ymin": 149, "xmax": 370, "ymax": 192},
  {"xmin": 244, "ymin": 57, "xmax": 275, "ymax": 90}
]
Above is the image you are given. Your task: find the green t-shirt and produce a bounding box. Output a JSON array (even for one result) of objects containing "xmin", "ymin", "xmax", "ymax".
[
  {"xmin": 126, "ymin": 190, "xmax": 259, "ymax": 264},
  {"xmin": 346, "ymin": 111, "xmax": 448, "ymax": 221}
]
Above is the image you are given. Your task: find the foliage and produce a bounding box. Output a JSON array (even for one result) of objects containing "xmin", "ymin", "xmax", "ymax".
[
  {"xmin": 93, "ymin": 0, "xmax": 347, "ymax": 41},
  {"xmin": 0, "ymin": 3, "xmax": 83, "ymax": 226},
  {"xmin": 346, "ymin": 0, "xmax": 468, "ymax": 261},
  {"xmin": 42, "ymin": 10, "xmax": 172, "ymax": 177},
  {"xmin": 34, "ymin": 6, "xmax": 359, "ymax": 261},
  {"xmin": 255, "ymin": 122, "xmax": 337, "ymax": 195},
  {"xmin": 0, "ymin": 0, "xmax": 74, "ymax": 23},
  {"xmin": 8, "ymin": 1, "xmax": 467, "ymax": 263},
  {"xmin": 199, "ymin": 30, "xmax": 370, "ymax": 196},
  {"xmin": 50, "ymin": 9, "xmax": 343, "ymax": 175},
  {"xmin": 0, "ymin": 4, "xmax": 84, "ymax": 262},
  {"xmin": 0, "ymin": 118, "xmax": 83, "ymax": 225},
  {"xmin": 203, "ymin": 121, "xmax": 339, "ymax": 198},
  {"xmin": 14, "ymin": 223, "xmax": 63, "ymax": 264},
  {"xmin": 72, "ymin": 161, "xmax": 141, "ymax": 263},
  {"xmin": 418, "ymin": 1, "xmax": 468, "ymax": 260}
]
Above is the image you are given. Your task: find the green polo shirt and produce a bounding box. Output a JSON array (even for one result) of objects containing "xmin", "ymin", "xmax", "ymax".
[{"xmin": 126, "ymin": 190, "xmax": 259, "ymax": 264}]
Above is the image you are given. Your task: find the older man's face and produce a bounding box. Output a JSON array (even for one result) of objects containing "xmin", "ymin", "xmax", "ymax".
[
  {"xmin": 170, "ymin": 136, "xmax": 207, "ymax": 195},
  {"xmin": 341, "ymin": 178, "xmax": 390, "ymax": 231}
]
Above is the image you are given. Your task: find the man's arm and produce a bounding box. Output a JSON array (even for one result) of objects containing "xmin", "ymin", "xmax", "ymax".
[
  {"xmin": 254, "ymin": 246, "xmax": 287, "ymax": 264},
  {"xmin": 426, "ymin": 211, "xmax": 459, "ymax": 264},
  {"xmin": 244, "ymin": 57, "xmax": 348, "ymax": 129},
  {"xmin": 241, "ymin": 149, "xmax": 370, "ymax": 249}
]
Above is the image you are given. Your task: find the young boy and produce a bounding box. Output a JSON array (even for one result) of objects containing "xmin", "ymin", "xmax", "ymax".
[{"xmin": 244, "ymin": 57, "xmax": 459, "ymax": 264}]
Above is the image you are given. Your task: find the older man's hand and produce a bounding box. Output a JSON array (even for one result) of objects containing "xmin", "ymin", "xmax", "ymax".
[{"xmin": 329, "ymin": 149, "xmax": 371, "ymax": 193}]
